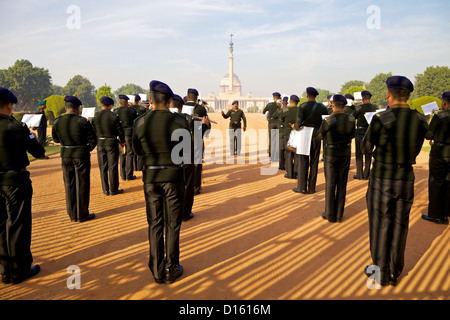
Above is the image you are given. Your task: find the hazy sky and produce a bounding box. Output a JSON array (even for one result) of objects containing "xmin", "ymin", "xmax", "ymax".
[{"xmin": 1, "ymin": 0, "xmax": 449, "ymax": 97}]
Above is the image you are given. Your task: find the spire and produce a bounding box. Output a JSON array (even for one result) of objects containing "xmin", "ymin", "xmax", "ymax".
[{"xmin": 229, "ymin": 33, "xmax": 234, "ymax": 93}]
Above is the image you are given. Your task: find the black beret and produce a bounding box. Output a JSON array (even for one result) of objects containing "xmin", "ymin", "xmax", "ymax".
[
  {"xmin": 187, "ymin": 88, "xmax": 199, "ymax": 96},
  {"xmin": 134, "ymin": 94, "xmax": 141, "ymax": 101},
  {"xmin": 282, "ymin": 96, "xmax": 289, "ymax": 102},
  {"xmin": 100, "ymin": 96, "xmax": 114, "ymax": 106},
  {"xmin": 344, "ymin": 94, "xmax": 354, "ymax": 100},
  {"xmin": 64, "ymin": 95, "xmax": 82, "ymax": 106},
  {"xmin": 332, "ymin": 94, "xmax": 347, "ymax": 105},
  {"xmin": 0, "ymin": 87, "xmax": 18, "ymax": 104},
  {"xmin": 306, "ymin": 87, "xmax": 319, "ymax": 97},
  {"xmin": 172, "ymin": 94, "xmax": 184, "ymax": 104},
  {"xmin": 118, "ymin": 95, "xmax": 129, "ymax": 100},
  {"xmin": 386, "ymin": 76, "xmax": 414, "ymax": 92},
  {"xmin": 327, "ymin": 95, "xmax": 332, "ymax": 100},
  {"xmin": 150, "ymin": 80, "xmax": 174, "ymax": 97},
  {"xmin": 361, "ymin": 91, "xmax": 372, "ymax": 97},
  {"xmin": 232, "ymin": 100, "xmax": 239, "ymax": 105},
  {"xmin": 290, "ymin": 95, "xmax": 300, "ymax": 102},
  {"xmin": 272, "ymin": 92, "xmax": 281, "ymax": 97},
  {"xmin": 441, "ymin": 92, "xmax": 450, "ymax": 100}
]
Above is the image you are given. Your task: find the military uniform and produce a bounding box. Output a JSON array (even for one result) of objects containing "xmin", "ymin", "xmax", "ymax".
[
  {"xmin": 0, "ymin": 87, "xmax": 45, "ymax": 283},
  {"xmin": 280, "ymin": 98, "xmax": 299, "ymax": 179},
  {"xmin": 52, "ymin": 97, "xmax": 97, "ymax": 222},
  {"xmin": 362, "ymin": 76, "xmax": 428, "ymax": 285},
  {"xmin": 35, "ymin": 106, "xmax": 47, "ymax": 147},
  {"xmin": 222, "ymin": 106, "xmax": 247, "ymax": 156},
  {"xmin": 424, "ymin": 107, "xmax": 450, "ymax": 223},
  {"xmin": 92, "ymin": 101, "xmax": 126, "ymax": 196},
  {"xmin": 353, "ymin": 102, "xmax": 377, "ymax": 179},
  {"xmin": 132, "ymin": 98, "xmax": 147, "ymax": 172},
  {"xmin": 294, "ymin": 97, "xmax": 328, "ymax": 194},
  {"xmin": 263, "ymin": 96, "xmax": 281, "ymax": 161},
  {"xmin": 114, "ymin": 100, "xmax": 138, "ymax": 181},
  {"xmin": 132, "ymin": 80, "xmax": 189, "ymax": 284},
  {"xmin": 317, "ymin": 99, "xmax": 355, "ymax": 223},
  {"xmin": 273, "ymin": 105, "xmax": 288, "ymax": 169}
]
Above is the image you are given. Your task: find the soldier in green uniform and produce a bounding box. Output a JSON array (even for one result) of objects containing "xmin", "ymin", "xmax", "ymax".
[
  {"xmin": 221, "ymin": 100, "xmax": 247, "ymax": 156},
  {"xmin": 132, "ymin": 95, "xmax": 146, "ymax": 172},
  {"xmin": 92, "ymin": 96, "xmax": 126, "ymax": 196},
  {"xmin": 0, "ymin": 87, "xmax": 44, "ymax": 284},
  {"xmin": 263, "ymin": 92, "xmax": 281, "ymax": 161},
  {"xmin": 273, "ymin": 97, "xmax": 289, "ymax": 170},
  {"xmin": 52, "ymin": 96, "xmax": 97, "ymax": 223},
  {"xmin": 326, "ymin": 95, "xmax": 333, "ymax": 115},
  {"xmin": 422, "ymin": 91, "xmax": 450, "ymax": 225},
  {"xmin": 344, "ymin": 94, "xmax": 356, "ymax": 114},
  {"xmin": 317, "ymin": 95, "xmax": 355, "ymax": 223},
  {"xmin": 281, "ymin": 95, "xmax": 300, "ymax": 179},
  {"xmin": 133, "ymin": 80, "xmax": 189, "ymax": 285},
  {"xmin": 115, "ymin": 95, "xmax": 138, "ymax": 181},
  {"xmin": 34, "ymin": 100, "xmax": 49, "ymax": 151},
  {"xmin": 293, "ymin": 87, "xmax": 328, "ymax": 194},
  {"xmin": 362, "ymin": 76, "xmax": 428, "ymax": 287},
  {"xmin": 353, "ymin": 91, "xmax": 377, "ymax": 180}
]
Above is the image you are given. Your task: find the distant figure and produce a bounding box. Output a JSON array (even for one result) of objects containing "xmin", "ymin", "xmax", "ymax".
[
  {"xmin": 281, "ymin": 95, "xmax": 300, "ymax": 179},
  {"xmin": 221, "ymin": 100, "xmax": 247, "ymax": 156},
  {"xmin": 33, "ymin": 100, "xmax": 50, "ymax": 159},
  {"xmin": 132, "ymin": 94, "xmax": 146, "ymax": 172},
  {"xmin": 344, "ymin": 94, "xmax": 355, "ymax": 114},
  {"xmin": 273, "ymin": 97, "xmax": 289, "ymax": 170},
  {"xmin": 263, "ymin": 92, "xmax": 281, "ymax": 161},
  {"xmin": 422, "ymin": 91, "xmax": 450, "ymax": 225},
  {"xmin": 362, "ymin": 76, "xmax": 428, "ymax": 287}
]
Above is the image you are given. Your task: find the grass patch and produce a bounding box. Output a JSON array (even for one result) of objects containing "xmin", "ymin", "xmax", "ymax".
[{"xmin": 28, "ymin": 145, "xmax": 60, "ymax": 161}]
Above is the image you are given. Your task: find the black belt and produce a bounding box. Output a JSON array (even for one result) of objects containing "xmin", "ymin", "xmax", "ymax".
[
  {"xmin": 357, "ymin": 126, "xmax": 368, "ymax": 129},
  {"xmin": 61, "ymin": 145, "xmax": 85, "ymax": 149},
  {"xmin": 98, "ymin": 137, "xmax": 117, "ymax": 140},
  {"xmin": 145, "ymin": 165, "xmax": 180, "ymax": 170},
  {"xmin": 327, "ymin": 143, "xmax": 351, "ymax": 148},
  {"xmin": 374, "ymin": 161, "xmax": 412, "ymax": 169}
]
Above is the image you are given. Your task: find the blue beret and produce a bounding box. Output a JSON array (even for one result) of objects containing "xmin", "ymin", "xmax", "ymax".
[
  {"xmin": 232, "ymin": 100, "xmax": 239, "ymax": 105},
  {"xmin": 361, "ymin": 91, "xmax": 372, "ymax": 97},
  {"xmin": 332, "ymin": 94, "xmax": 347, "ymax": 105},
  {"xmin": 172, "ymin": 94, "xmax": 184, "ymax": 104},
  {"xmin": 100, "ymin": 96, "xmax": 114, "ymax": 106},
  {"xmin": 282, "ymin": 96, "xmax": 289, "ymax": 102},
  {"xmin": 0, "ymin": 87, "xmax": 18, "ymax": 104},
  {"xmin": 306, "ymin": 87, "xmax": 319, "ymax": 96},
  {"xmin": 272, "ymin": 92, "xmax": 281, "ymax": 97},
  {"xmin": 290, "ymin": 95, "xmax": 300, "ymax": 102},
  {"xmin": 134, "ymin": 94, "xmax": 141, "ymax": 101},
  {"xmin": 150, "ymin": 80, "xmax": 174, "ymax": 97},
  {"xmin": 344, "ymin": 94, "xmax": 354, "ymax": 100},
  {"xmin": 187, "ymin": 88, "xmax": 199, "ymax": 96},
  {"xmin": 386, "ymin": 76, "xmax": 414, "ymax": 92},
  {"xmin": 64, "ymin": 95, "xmax": 82, "ymax": 105},
  {"xmin": 441, "ymin": 92, "xmax": 450, "ymax": 100},
  {"xmin": 118, "ymin": 95, "xmax": 129, "ymax": 100}
]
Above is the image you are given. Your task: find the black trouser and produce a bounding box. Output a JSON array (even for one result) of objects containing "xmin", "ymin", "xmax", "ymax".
[
  {"xmin": 297, "ymin": 134, "xmax": 321, "ymax": 193},
  {"xmin": 355, "ymin": 131, "xmax": 372, "ymax": 179},
  {"xmin": 285, "ymin": 148, "xmax": 297, "ymax": 179},
  {"xmin": 135, "ymin": 154, "xmax": 144, "ymax": 172},
  {"xmin": 324, "ymin": 155, "xmax": 350, "ymax": 221},
  {"xmin": 120, "ymin": 136, "xmax": 135, "ymax": 180},
  {"xmin": 366, "ymin": 177, "xmax": 414, "ymax": 282},
  {"xmin": 37, "ymin": 126, "xmax": 47, "ymax": 148},
  {"xmin": 97, "ymin": 144, "xmax": 120, "ymax": 194},
  {"xmin": 0, "ymin": 180, "xmax": 33, "ymax": 279},
  {"xmin": 144, "ymin": 182, "xmax": 184, "ymax": 280},
  {"xmin": 61, "ymin": 157, "xmax": 91, "ymax": 222},
  {"xmin": 229, "ymin": 127, "xmax": 242, "ymax": 155},
  {"xmin": 428, "ymin": 156, "xmax": 450, "ymax": 219},
  {"xmin": 193, "ymin": 139, "xmax": 204, "ymax": 194},
  {"xmin": 183, "ymin": 164, "xmax": 195, "ymax": 219},
  {"xmin": 268, "ymin": 122, "xmax": 279, "ymax": 160},
  {"xmin": 279, "ymin": 132, "xmax": 286, "ymax": 170}
]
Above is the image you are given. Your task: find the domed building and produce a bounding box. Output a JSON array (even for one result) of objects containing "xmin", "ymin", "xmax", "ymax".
[{"xmin": 220, "ymin": 73, "xmax": 242, "ymax": 98}]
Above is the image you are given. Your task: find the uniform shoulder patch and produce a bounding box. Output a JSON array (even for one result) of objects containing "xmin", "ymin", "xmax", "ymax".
[
  {"xmin": 377, "ymin": 109, "xmax": 396, "ymax": 126},
  {"xmin": 325, "ymin": 115, "xmax": 337, "ymax": 126}
]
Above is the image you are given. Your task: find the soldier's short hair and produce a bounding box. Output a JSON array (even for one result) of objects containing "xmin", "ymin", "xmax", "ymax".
[
  {"xmin": 65, "ymin": 101, "xmax": 79, "ymax": 109},
  {"xmin": 171, "ymin": 98, "xmax": 183, "ymax": 109},
  {"xmin": 150, "ymin": 92, "xmax": 171, "ymax": 106},
  {"xmin": 388, "ymin": 87, "xmax": 410, "ymax": 102}
]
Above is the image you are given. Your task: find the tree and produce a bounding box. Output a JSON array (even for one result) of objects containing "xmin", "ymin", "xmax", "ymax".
[
  {"xmin": 52, "ymin": 84, "xmax": 63, "ymax": 95},
  {"xmin": 409, "ymin": 96, "xmax": 441, "ymax": 115},
  {"xmin": 339, "ymin": 80, "xmax": 365, "ymax": 95},
  {"xmin": 96, "ymin": 85, "xmax": 114, "ymax": 106},
  {"xmin": 366, "ymin": 72, "xmax": 393, "ymax": 107},
  {"xmin": 414, "ymin": 66, "xmax": 450, "ymax": 99},
  {"xmin": 114, "ymin": 83, "xmax": 146, "ymax": 100},
  {"xmin": 44, "ymin": 95, "xmax": 66, "ymax": 118},
  {"xmin": 62, "ymin": 75, "xmax": 97, "ymax": 107},
  {"xmin": 344, "ymin": 86, "xmax": 365, "ymax": 97},
  {"xmin": 0, "ymin": 59, "xmax": 52, "ymax": 111}
]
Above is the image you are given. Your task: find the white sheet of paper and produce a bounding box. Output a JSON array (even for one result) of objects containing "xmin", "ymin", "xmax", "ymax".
[
  {"xmin": 182, "ymin": 105, "xmax": 194, "ymax": 115},
  {"xmin": 127, "ymin": 95, "xmax": 135, "ymax": 103},
  {"xmin": 421, "ymin": 101, "xmax": 439, "ymax": 115},
  {"xmin": 354, "ymin": 92, "xmax": 362, "ymax": 100},
  {"xmin": 295, "ymin": 126, "xmax": 314, "ymax": 156},
  {"xmin": 287, "ymin": 130, "xmax": 299, "ymax": 148},
  {"xmin": 322, "ymin": 115, "xmax": 330, "ymax": 120},
  {"xmin": 364, "ymin": 109, "xmax": 386, "ymax": 124},
  {"xmin": 169, "ymin": 108, "xmax": 178, "ymax": 113},
  {"xmin": 22, "ymin": 114, "xmax": 43, "ymax": 128},
  {"xmin": 81, "ymin": 107, "xmax": 96, "ymax": 118},
  {"xmin": 264, "ymin": 111, "xmax": 270, "ymax": 121},
  {"xmin": 346, "ymin": 99, "xmax": 353, "ymax": 106}
]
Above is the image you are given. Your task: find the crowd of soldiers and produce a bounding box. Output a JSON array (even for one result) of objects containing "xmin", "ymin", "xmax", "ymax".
[{"xmin": 0, "ymin": 74, "xmax": 448, "ymax": 289}]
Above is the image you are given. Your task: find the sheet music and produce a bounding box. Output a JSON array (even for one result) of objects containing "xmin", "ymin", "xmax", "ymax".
[
  {"xmin": 295, "ymin": 126, "xmax": 314, "ymax": 156},
  {"xmin": 182, "ymin": 105, "xmax": 194, "ymax": 115},
  {"xmin": 81, "ymin": 107, "xmax": 96, "ymax": 118},
  {"xmin": 364, "ymin": 109, "xmax": 386, "ymax": 124},
  {"xmin": 421, "ymin": 101, "xmax": 439, "ymax": 115},
  {"xmin": 22, "ymin": 114, "xmax": 43, "ymax": 128}
]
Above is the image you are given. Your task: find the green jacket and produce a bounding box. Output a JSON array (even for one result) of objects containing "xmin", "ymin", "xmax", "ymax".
[
  {"xmin": 317, "ymin": 112, "xmax": 356, "ymax": 157},
  {"xmin": 114, "ymin": 106, "xmax": 138, "ymax": 136},
  {"xmin": 279, "ymin": 106, "xmax": 298, "ymax": 136},
  {"xmin": 222, "ymin": 109, "xmax": 247, "ymax": 128},
  {"xmin": 92, "ymin": 110, "xmax": 126, "ymax": 147},
  {"xmin": 36, "ymin": 109, "xmax": 47, "ymax": 128},
  {"xmin": 353, "ymin": 103, "xmax": 378, "ymax": 134},
  {"xmin": 263, "ymin": 102, "xmax": 280, "ymax": 124},
  {"xmin": 425, "ymin": 109, "xmax": 450, "ymax": 158}
]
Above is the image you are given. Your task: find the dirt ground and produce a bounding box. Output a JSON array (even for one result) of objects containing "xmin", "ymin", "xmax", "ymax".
[{"xmin": 0, "ymin": 113, "xmax": 448, "ymax": 300}]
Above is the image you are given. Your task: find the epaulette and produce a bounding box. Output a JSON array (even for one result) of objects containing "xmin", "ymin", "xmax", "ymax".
[
  {"xmin": 376, "ymin": 108, "xmax": 396, "ymax": 126},
  {"xmin": 325, "ymin": 115, "xmax": 337, "ymax": 126}
]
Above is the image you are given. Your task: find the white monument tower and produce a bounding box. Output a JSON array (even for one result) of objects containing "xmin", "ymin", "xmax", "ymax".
[{"xmin": 229, "ymin": 33, "xmax": 234, "ymax": 95}]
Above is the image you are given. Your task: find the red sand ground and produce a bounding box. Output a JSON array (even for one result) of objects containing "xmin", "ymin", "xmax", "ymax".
[{"xmin": 0, "ymin": 113, "xmax": 448, "ymax": 300}]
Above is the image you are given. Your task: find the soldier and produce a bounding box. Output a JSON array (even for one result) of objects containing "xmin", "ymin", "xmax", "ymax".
[
  {"xmin": 362, "ymin": 76, "xmax": 428, "ymax": 287},
  {"xmin": 52, "ymin": 96, "xmax": 97, "ymax": 223},
  {"xmin": 141, "ymin": 100, "xmax": 151, "ymax": 112},
  {"xmin": 34, "ymin": 100, "xmax": 49, "ymax": 153},
  {"xmin": 221, "ymin": 100, "xmax": 247, "ymax": 156},
  {"xmin": 263, "ymin": 92, "xmax": 281, "ymax": 161},
  {"xmin": 281, "ymin": 95, "xmax": 300, "ymax": 179},
  {"xmin": 317, "ymin": 95, "xmax": 355, "ymax": 223},
  {"xmin": 0, "ymin": 87, "xmax": 45, "ymax": 284},
  {"xmin": 344, "ymin": 94, "xmax": 356, "ymax": 114},
  {"xmin": 326, "ymin": 95, "xmax": 333, "ymax": 115},
  {"xmin": 293, "ymin": 87, "xmax": 328, "ymax": 194},
  {"xmin": 422, "ymin": 92, "xmax": 450, "ymax": 225},
  {"xmin": 353, "ymin": 91, "xmax": 377, "ymax": 180},
  {"xmin": 171, "ymin": 94, "xmax": 195, "ymax": 222},
  {"xmin": 133, "ymin": 80, "xmax": 189, "ymax": 285},
  {"xmin": 273, "ymin": 98, "xmax": 289, "ymax": 170},
  {"xmin": 92, "ymin": 96, "xmax": 126, "ymax": 196},
  {"xmin": 115, "ymin": 95, "xmax": 138, "ymax": 181},
  {"xmin": 132, "ymin": 94, "xmax": 146, "ymax": 172}
]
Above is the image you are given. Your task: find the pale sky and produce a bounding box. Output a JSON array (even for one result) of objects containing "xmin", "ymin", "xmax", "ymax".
[{"xmin": 0, "ymin": 0, "xmax": 449, "ymax": 97}]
